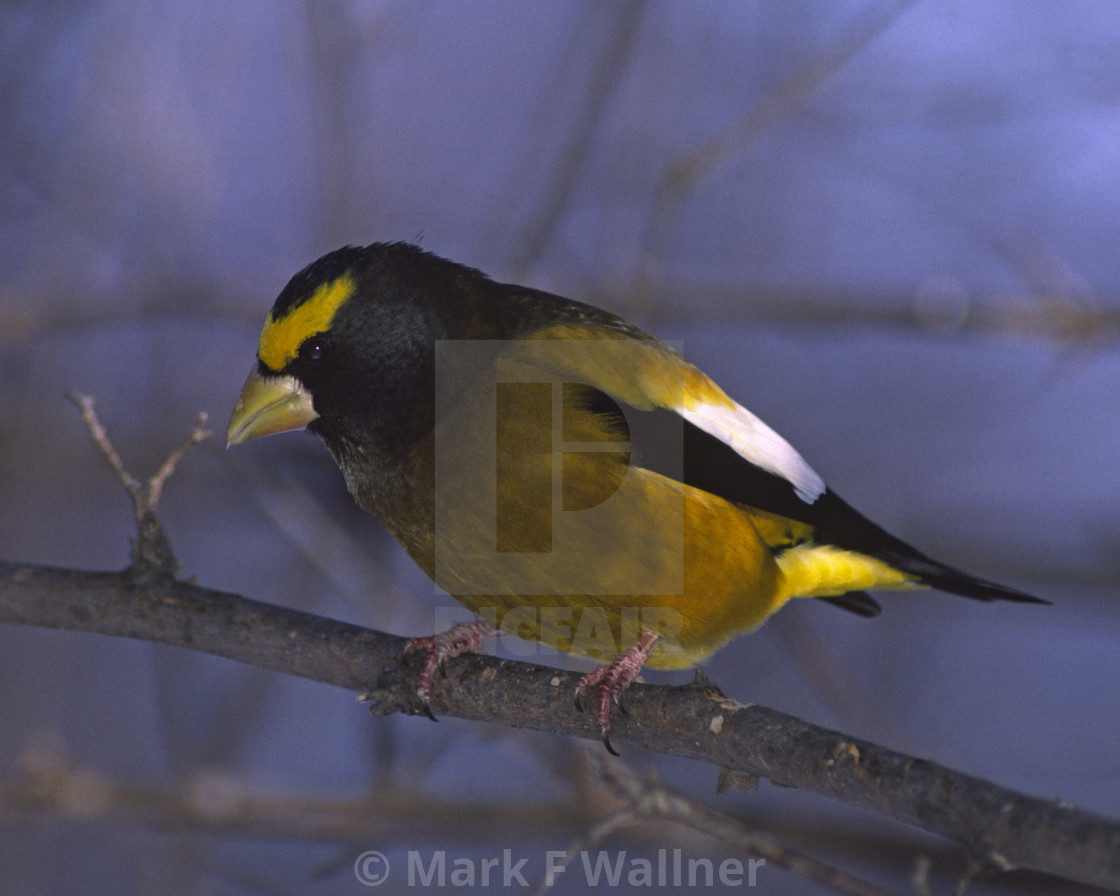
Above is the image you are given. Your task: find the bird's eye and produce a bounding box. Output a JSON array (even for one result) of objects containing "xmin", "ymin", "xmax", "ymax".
[{"xmin": 301, "ymin": 336, "xmax": 328, "ymax": 362}]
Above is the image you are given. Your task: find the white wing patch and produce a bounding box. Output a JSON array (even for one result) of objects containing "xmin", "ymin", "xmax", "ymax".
[{"xmin": 679, "ymin": 400, "xmax": 826, "ymax": 503}]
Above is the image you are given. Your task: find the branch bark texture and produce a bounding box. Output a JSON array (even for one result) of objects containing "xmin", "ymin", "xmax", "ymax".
[{"xmin": 1, "ymin": 559, "xmax": 1116, "ymax": 891}]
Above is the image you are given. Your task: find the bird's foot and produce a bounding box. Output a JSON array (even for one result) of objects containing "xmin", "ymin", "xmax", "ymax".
[
  {"xmin": 574, "ymin": 631, "xmax": 662, "ymax": 755},
  {"xmin": 403, "ymin": 620, "xmax": 500, "ymax": 719}
]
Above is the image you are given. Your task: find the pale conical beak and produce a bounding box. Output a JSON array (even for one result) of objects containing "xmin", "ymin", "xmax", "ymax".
[{"xmin": 226, "ymin": 366, "xmax": 318, "ymax": 447}]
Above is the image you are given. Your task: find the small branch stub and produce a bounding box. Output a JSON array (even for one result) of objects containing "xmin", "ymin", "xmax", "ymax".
[{"xmin": 67, "ymin": 392, "xmax": 211, "ymax": 579}]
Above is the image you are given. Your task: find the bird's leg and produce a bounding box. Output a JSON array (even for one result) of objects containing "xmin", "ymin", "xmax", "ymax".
[
  {"xmin": 403, "ymin": 620, "xmax": 501, "ymax": 716},
  {"xmin": 574, "ymin": 630, "xmax": 662, "ymax": 755}
]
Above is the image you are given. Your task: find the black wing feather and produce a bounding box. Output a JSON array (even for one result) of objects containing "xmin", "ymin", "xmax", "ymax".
[{"xmin": 817, "ymin": 592, "xmax": 882, "ymax": 617}]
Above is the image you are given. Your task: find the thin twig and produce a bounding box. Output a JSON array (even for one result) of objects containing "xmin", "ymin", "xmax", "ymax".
[
  {"xmin": 0, "ymin": 737, "xmax": 600, "ymax": 842},
  {"xmin": 506, "ymin": 1, "xmax": 646, "ymax": 277},
  {"xmin": 636, "ymin": 0, "xmax": 916, "ymax": 298},
  {"xmin": 67, "ymin": 391, "xmax": 144, "ymax": 511},
  {"xmin": 588, "ymin": 755, "xmax": 903, "ymax": 896},
  {"xmin": 147, "ymin": 411, "xmax": 210, "ymax": 508},
  {"xmin": 66, "ymin": 391, "xmax": 210, "ymax": 577},
  {"xmin": 528, "ymin": 803, "xmax": 639, "ymax": 895}
]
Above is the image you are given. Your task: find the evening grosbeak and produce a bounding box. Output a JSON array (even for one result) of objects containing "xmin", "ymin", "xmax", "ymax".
[{"xmin": 227, "ymin": 242, "xmax": 1045, "ymax": 751}]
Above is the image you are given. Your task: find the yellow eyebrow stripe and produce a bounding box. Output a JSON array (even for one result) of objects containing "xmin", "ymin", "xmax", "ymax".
[{"xmin": 258, "ymin": 275, "xmax": 355, "ymax": 371}]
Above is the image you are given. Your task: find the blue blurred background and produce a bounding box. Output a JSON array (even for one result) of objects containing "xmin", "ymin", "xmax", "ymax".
[{"xmin": 2, "ymin": 2, "xmax": 1118, "ymax": 893}]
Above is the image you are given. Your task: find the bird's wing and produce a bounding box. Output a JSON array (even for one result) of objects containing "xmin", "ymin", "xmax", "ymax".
[
  {"xmin": 508, "ymin": 319, "xmax": 825, "ymax": 503},
  {"xmin": 501, "ymin": 321, "xmax": 1045, "ymax": 606}
]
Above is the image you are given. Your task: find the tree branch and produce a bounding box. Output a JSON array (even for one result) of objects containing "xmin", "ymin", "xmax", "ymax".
[
  {"xmin": 3, "ymin": 398, "xmax": 1117, "ymax": 893},
  {"xmin": 1, "ymin": 559, "xmax": 1118, "ymax": 890}
]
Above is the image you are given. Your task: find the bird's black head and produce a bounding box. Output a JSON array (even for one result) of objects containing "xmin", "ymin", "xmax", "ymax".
[{"xmin": 244, "ymin": 242, "xmax": 498, "ymax": 459}]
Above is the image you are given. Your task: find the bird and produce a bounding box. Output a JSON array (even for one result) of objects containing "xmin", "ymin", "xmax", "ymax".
[{"xmin": 227, "ymin": 241, "xmax": 1046, "ymax": 752}]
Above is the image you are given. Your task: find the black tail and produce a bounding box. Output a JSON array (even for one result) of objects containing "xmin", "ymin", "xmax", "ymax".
[
  {"xmin": 879, "ymin": 550, "xmax": 1048, "ymax": 605},
  {"xmin": 812, "ymin": 489, "xmax": 1049, "ymax": 606}
]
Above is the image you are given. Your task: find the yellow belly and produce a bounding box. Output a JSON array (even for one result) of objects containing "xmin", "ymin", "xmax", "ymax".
[{"xmin": 428, "ymin": 455, "xmax": 787, "ymax": 669}]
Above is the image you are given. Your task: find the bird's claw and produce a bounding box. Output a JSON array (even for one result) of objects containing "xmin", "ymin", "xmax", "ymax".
[
  {"xmin": 573, "ymin": 631, "xmax": 662, "ymax": 754},
  {"xmin": 403, "ymin": 620, "xmax": 500, "ymax": 714}
]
